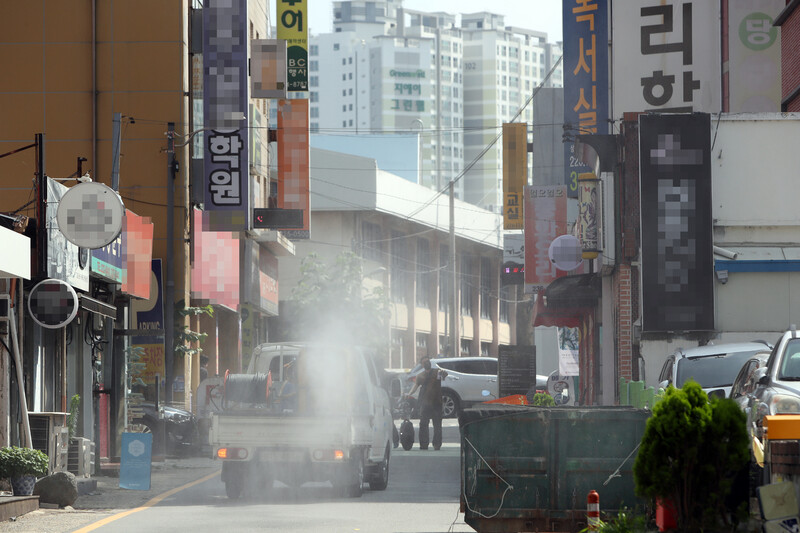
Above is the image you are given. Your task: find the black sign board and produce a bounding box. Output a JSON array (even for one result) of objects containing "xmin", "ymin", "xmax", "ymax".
[
  {"xmin": 252, "ymin": 208, "xmax": 304, "ymax": 229},
  {"xmin": 497, "ymin": 345, "xmax": 536, "ymax": 398},
  {"xmin": 639, "ymin": 113, "xmax": 713, "ymax": 332}
]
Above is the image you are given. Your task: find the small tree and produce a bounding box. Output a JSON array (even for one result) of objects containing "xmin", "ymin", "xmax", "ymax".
[
  {"xmin": 286, "ymin": 252, "xmax": 390, "ymax": 356},
  {"xmin": 174, "ymin": 300, "xmax": 214, "ymax": 358},
  {"xmin": 633, "ymin": 381, "xmax": 749, "ymax": 531}
]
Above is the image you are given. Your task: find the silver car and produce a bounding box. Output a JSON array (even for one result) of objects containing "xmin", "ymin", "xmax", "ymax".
[
  {"xmin": 747, "ymin": 328, "xmax": 800, "ymax": 441},
  {"xmin": 657, "ymin": 340, "xmax": 773, "ymax": 399}
]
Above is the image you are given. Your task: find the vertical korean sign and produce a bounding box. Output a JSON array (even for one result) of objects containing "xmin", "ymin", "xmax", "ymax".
[
  {"xmin": 502, "ymin": 123, "xmax": 526, "ymax": 230},
  {"xmin": 277, "ymin": 0, "xmax": 308, "ymax": 92},
  {"xmin": 639, "ymin": 113, "xmax": 713, "ymax": 332},
  {"xmin": 277, "ymin": 99, "xmax": 310, "ymax": 239},
  {"xmin": 523, "ymin": 185, "xmax": 567, "ymax": 294},
  {"xmin": 612, "ymin": 1, "xmax": 720, "ymax": 117},
  {"xmin": 563, "ymin": 0, "xmax": 609, "ymax": 198},
  {"xmin": 203, "ymin": 0, "xmax": 249, "ymax": 231},
  {"xmin": 728, "ymin": 0, "xmax": 782, "ymax": 112}
]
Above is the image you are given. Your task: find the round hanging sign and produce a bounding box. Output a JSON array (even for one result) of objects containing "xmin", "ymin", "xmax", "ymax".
[
  {"xmin": 28, "ymin": 279, "xmax": 79, "ymax": 329},
  {"xmin": 56, "ymin": 182, "xmax": 125, "ymax": 249}
]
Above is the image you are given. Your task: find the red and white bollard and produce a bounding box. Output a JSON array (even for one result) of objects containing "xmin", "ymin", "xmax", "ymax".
[{"xmin": 587, "ymin": 490, "xmax": 600, "ymax": 531}]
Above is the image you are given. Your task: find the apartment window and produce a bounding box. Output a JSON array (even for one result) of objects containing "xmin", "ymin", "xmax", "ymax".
[
  {"xmin": 439, "ymin": 244, "xmax": 449, "ymax": 312},
  {"xmin": 361, "ymin": 221, "xmax": 383, "ymax": 262},
  {"xmin": 342, "ymin": 89, "xmax": 346, "ymax": 96},
  {"xmin": 416, "ymin": 333, "xmax": 428, "ymax": 358},
  {"xmin": 460, "ymin": 254, "xmax": 472, "ymax": 316},
  {"xmin": 348, "ymin": 88, "xmax": 353, "ymax": 95},
  {"xmin": 480, "ymin": 342, "xmax": 491, "ymax": 356},
  {"xmin": 349, "ymin": 104, "xmax": 353, "ymax": 110},
  {"xmin": 334, "ymin": 43, "xmax": 340, "ymax": 51},
  {"xmin": 310, "ymin": 45, "xmax": 318, "ymax": 55},
  {"xmin": 349, "ymin": 57, "xmax": 353, "ymax": 64},
  {"xmin": 343, "ymin": 105, "xmax": 347, "ymax": 112},
  {"xmin": 310, "ymin": 76, "xmax": 319, "ymax": 87},
  {"xmin": 342, "ymin": 58, "xmax": 346, "ymax": 65},
  {"xmin": 480, "ymin": 257, "xmax": 492, "ymax": 319},
  {"xmin": 499, "ymin": 285, "xmax": 510, "ymax": 323},
  {"xmin": 342, "ymin": 74, "xmax": 346, "ymax": 81},
  {"xmin": 342, "ymin": 120, "xmax": 347, "ymax": 127},
  {"xmin": 310, "ymin": 107, "xmax": 319, "ymax": 118},
  {"xmin": 310, "ymin": 122, "xmax": 319, "ymax": 132},
  {"xmin": 391, "ymin": 232, "xmax": 407, "ymax": 303},
  {"xmin": 349, "ymin": 72, "xmax": 353, "ymax": 79},
  {"xmin": 416, "ymin": 239, "xmax": 430, "ymax": 308},
  {"xmin": 460, "ymin": 339, "xmax": 471, "ymax": 356},
  {"xmin": 309, "ymin": 60, "xmax": 318, "ymax": 71},
  {"xmin": 439, "ymin": 336, "xmax": 448, "ymax": 354},
  {"xmin": 310, "ymin": 92, "xmax": 319, "ymax": 102}
]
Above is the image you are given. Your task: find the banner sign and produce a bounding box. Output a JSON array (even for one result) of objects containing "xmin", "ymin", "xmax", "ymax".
[
  {"xmin": 192, "ymin": 209, "xmax": 240, "ymax": 310},
  {"xmin": 612, "ymin": 1, "xmax": 721, "ymax": 117},
  {"xmin": 639, "ymin": 113, "xmax": 713, "ymax": 332},
  {"xmin": 251, "ymin": 39, "xmax": 288, "ymax": 98},
  {"xmin": 242, "ymin": 240, "xmax": 279, "ymax": 315},
  {"xmin": 91, "ymin": 234, "xmax": 124, "ymax": 283},
  {"xmin": 46, "ymin": 179, "xmax": 90, "ymax": 291},
  {"xmin": 502, "ymin": 233, "xmax": 524, "ymax": 285},
  {"xmin": 524, "ymin": 185, "xmax": 568, "ymax": 294},
  {"xmin": 131, "ymin": 259, "xmax": 165, "ymax": 384},
  {"xmin": 502, "ymin": 123, "xmax": 527, "ymax": 230},
  {"xmin": 563, "ymin": 0, "xmax": 609, "ymax": 198},
  {"xmin": 203, "ymin": 0, "xmax": 249, "ymax": 231},
  {"xmin": 121, "ymin": 211, "xmax": 154, "ymax": 300},
  {"xmin": 558, "ymin": 326, "xmax": 580, "ymax": 377},
  {"xmin": 277, "ymin": 99, "xmax": 310, "ymax": 239},
  {"xmin": 577, "ymin": 173, "xmax": 600, "ymax": 258},
  {"xmin": 728, "ymin": 0, "xmax": 782, "ymax": 112},
  {"xmin": 277, "ymin": 0, "xmax": 308, "ymax": 91}
]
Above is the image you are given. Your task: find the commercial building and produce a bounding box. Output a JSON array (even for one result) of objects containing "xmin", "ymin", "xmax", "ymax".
[{"xmin": 275, "ymin": 148, "xmax": 511, "ymax": 369}]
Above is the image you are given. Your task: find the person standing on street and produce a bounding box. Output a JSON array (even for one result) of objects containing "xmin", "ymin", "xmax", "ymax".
[{"xmin": 407, "ymin": 356, "xmax": 447, "ymax": 450}]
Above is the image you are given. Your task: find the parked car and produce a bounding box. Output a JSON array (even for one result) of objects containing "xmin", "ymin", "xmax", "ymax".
[
  {"xmin": 405, "ymin": 356, "xmax": 547, "ymax": 418},
  {"xmin": 746, "ymin": 328, "xmax": 800, "ymax": 441},
  {"xmin": 132, "ymin": 403, "xmax": 198, "ymax": 456},
  {"xmin": 657, "ymin": 340, "xmax": 773, "ymax": 399},
  {"xmin": 729, "ymin": 351, "xmax": 771, "ymax": 411}
]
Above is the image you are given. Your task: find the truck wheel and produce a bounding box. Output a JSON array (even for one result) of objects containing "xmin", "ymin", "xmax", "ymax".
[
  {"xmin": 369, "ymin": 445, "xmax": 390, "ymax": 491},
  {"xmin": 225, "ymin": 475, "xmax": 244, "ymax": 499},
  {"xmin": 346, "ymin": 454, "xmax": 364, "ymax": 498}
]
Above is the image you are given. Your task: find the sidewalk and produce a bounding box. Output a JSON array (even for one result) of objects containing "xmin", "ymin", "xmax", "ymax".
[{"xmin": 0, "ymin": 456, "xmax": 220, "ymax": 532}]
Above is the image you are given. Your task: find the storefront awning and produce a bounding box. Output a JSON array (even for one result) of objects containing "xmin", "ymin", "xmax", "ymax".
[{"xmin": 531, "ymin": 273, "xmax": 600, "ymax": 328}]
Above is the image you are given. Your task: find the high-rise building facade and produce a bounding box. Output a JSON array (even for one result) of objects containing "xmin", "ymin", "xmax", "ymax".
[{"xmin": 308, "ymin": 1, "xmax": 562, "ymax": 211}]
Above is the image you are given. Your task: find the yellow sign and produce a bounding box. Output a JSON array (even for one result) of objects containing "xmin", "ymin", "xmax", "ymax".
[
  {"xmin": 276, "ymin": 0, "xmax": 308, "ymax": 91},
  {"xmin": 503, "ymin": 123, "xmax": 527, "ymax": 230}
]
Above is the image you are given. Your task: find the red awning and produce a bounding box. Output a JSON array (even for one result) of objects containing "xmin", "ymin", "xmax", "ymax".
[{"xmin": 531, "ymin": 293, "xmax": 587, "ymax": 328}]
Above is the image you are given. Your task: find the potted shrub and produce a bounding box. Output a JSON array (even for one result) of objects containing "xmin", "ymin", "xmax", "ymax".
[
  {"xmin": 633, "ymin": 381, "xmax": 750, "ymax": 531},
  {"xmin": 0, "ymin": 446, "xmax": 49, "ymax": 496}
]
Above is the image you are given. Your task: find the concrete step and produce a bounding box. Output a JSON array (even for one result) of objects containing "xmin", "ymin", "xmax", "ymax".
[{"xmin": 0, "ymin": 495, "xmax": 39, "ymax": 521}]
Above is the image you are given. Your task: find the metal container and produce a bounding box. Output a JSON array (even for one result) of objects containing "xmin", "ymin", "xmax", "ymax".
[{"xmin": 460, "ymin": 404, "xmax": 649, "ymax": 533}]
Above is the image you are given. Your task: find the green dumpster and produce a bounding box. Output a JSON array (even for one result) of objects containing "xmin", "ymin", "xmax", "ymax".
[{"xmin": 459, "ymin": 405, "xmax": 649, "ymax": 533}]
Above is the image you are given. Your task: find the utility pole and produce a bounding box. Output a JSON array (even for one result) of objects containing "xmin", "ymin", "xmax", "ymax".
[
  {"xmin": 449, "ymin": 180, "xmax": 458, "ymax": 357},
  {"xmin": 165, "ymin": 122, "xmax": 176, "ymax": 403}
]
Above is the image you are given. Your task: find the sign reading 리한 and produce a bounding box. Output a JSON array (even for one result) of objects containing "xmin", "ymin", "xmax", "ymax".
[{"xmin": 119, "ymin": 432, "xmax": 152, "ymax": 490}]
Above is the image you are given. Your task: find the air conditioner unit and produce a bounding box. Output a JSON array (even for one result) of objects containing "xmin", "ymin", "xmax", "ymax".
[
  {"xmin": 68, "ymin": 438, "xmax": 95, "ymax": 477},
  {"xmin": 28, "ymin": 413, "xmax": 69, "ymax": 473}
]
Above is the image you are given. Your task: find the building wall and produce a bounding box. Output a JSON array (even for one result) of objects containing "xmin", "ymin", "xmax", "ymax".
[{"xmin": 780, "ymin": 5, "xmax": 800, "ymax": 111}]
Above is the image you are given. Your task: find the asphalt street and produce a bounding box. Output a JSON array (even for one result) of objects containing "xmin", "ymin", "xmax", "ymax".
[{"xmin": 1, "ymin": 419, "xmax": 473, "ymax": 533}]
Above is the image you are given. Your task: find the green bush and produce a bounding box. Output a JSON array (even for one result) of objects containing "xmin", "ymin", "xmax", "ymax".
[
  {"xmin": 633, "ymin": 381, "xmax": 749, "ymax": 531},
  {"xmin": 530, "ymin": 392, "xmax": 556, "ymax": 406},
  {"xmin": 0, "ymin": 446, "xmax": 49, "ymax": 478}
]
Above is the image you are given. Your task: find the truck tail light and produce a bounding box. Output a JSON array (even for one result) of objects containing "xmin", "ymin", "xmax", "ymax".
[
  {"xmin": 217, "ymin": 447, "xmax": 248, "ymax": 460},
  {"xmin": 311, "ymin": 449, "xmax": 346, "ymax": 461}
]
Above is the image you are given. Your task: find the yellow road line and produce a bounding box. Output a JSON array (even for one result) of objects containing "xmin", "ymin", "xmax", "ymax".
[{"xmin": 72, "ymin": 469, "xmax": 221, "ymax": 533}]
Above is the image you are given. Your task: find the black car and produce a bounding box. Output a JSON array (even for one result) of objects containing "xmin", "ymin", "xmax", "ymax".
[{"xmin": 132, "ymin": 403, "xmax": 197, "ymax": 456}]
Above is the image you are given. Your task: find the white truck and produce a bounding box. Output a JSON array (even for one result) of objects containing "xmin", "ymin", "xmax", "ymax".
[{"xmin": 209, "ymin": 343, "xmax": 394, "ymax": 499}]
